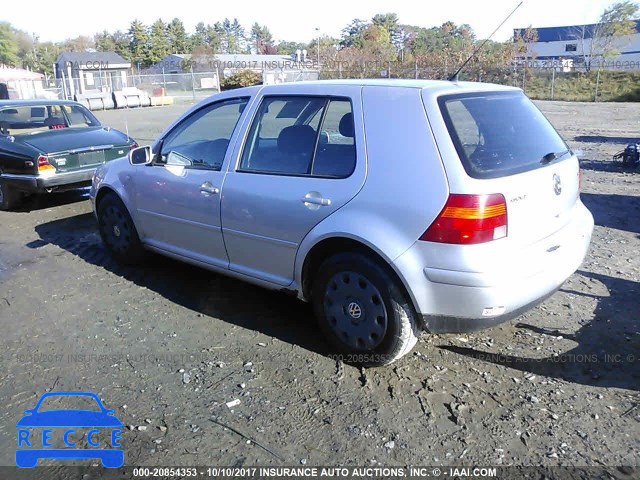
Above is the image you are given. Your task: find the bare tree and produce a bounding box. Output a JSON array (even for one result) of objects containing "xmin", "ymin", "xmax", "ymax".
[
  {"xmin": 571, "ymin": 1, "xmax": 639, "ymax": 72},
  {"xmin": 513, "ymin": 26, "xmax": 538, "ymax": 90}
]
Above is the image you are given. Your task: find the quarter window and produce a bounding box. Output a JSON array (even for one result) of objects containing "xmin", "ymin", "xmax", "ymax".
[
  {"xmin": 158, "ymin": 97, "xmax": 248, "ymax": 170},
  {"xmin": 313, "ymin": 100, "xmax": 356, "ymax": 177},
  {"xmin": 62, "ymin": 105, "xmax": 99, "ymax": 127},
  {"xmin": 239, "ymin": 96, "xmax": 355, "ymax": 178}
]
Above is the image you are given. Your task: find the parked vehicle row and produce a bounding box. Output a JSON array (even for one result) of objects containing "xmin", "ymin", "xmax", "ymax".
[
  {"xmin": 89, "ymin": 80, "xmax": 594, "ymax": 366},
  {"xmin": 0, "ymin": 100, "xmax": 136, "ymax": 210}
]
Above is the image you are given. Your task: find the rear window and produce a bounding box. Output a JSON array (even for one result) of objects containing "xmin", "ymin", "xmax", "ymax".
[
  {"xmin": 438, "ymin": 91, "xmax": 568, "ymax": 179},
  {"xmin": 0, "ymin": 104, "xmax": 99, "ymax": 136}
]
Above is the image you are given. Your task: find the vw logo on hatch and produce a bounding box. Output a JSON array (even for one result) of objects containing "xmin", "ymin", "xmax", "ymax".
[{"xmin": 553, "ymin": 174, "xmax": 562, "ymax": 195}]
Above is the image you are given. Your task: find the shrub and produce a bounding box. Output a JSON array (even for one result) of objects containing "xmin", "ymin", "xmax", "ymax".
[{"xmin": 220, "ymin": 70, "xmax": 263, "ymax": 90}]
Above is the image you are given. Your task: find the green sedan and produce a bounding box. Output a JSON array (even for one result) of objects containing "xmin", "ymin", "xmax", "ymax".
[{"xmin": 0, "ymin": 99, "xmax": 137, "ymax": 210}]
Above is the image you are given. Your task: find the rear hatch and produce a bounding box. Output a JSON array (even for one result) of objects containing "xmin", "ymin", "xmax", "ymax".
[
  {"xmin": 435, "ymin": 90, "xmax": 579, "ymax": 246},
  {"xmin": 20, "ymin": 127, "xmax": 131, "ymax": 172}
]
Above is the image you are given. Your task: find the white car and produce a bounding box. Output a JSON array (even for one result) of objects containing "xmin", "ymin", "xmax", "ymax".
[{"xmin": 90, "ymin": 80, "xmax": 594, "ymax": 366}]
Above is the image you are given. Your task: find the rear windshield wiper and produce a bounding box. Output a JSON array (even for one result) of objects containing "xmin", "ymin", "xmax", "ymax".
[{"xmin": 540, "ymin": 149, "xmax": 572, "ymax": 164}]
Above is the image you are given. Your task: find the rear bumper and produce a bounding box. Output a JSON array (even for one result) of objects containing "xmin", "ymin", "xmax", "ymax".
[
  {"xmin": 1, "ymin": 169, "xmax": 95, "ymax": 193},
  {"xmin": 421, "ymin": 287, "xmax": 559, "ymax": 333},
  {"xmin": 393, "ymin": 201, "xmax": 594, "ymax": 333}
]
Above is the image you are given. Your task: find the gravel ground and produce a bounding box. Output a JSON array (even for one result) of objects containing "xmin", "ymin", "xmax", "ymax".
[{"xmin": 0, "ymin": 100, "xmax": 638, "ymax": 478}]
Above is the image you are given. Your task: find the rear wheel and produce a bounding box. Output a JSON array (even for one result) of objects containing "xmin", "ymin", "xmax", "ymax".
[
  {"xmin": 97, "ymin": 192, "xmax": 146, "ymax": 264},
  {"xmin": 312, "ymin": 252, "xmax": 420, "ymax": 367},
  {"xmin": 0, "ymin": 179, "xmax": 23, "ymax": 211}
]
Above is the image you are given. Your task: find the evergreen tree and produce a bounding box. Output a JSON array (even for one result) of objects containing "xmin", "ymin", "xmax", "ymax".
[
  {"xmin": 340, "ymin": 19, "xmax": 369, "ymax": 48},
  {"xmin": 95, "ymin": 30, "xmax": 116, "ymax": 52},
  {"xmin": 167, "ymin": 18, "xmax": 189, "ymax": 54},
  {"xmin": 250, "ymin": 23, "xmax": 274, "ymax": 54},
  {"xmin": 149, "ymin": 19, "xmax": 170, "ymax": 63},
  {"xmin": 128, "ymin": 19, "xmax": 149, "ymax": 67}
]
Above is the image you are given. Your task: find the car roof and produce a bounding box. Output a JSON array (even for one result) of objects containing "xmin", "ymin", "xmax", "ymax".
[
  {"xmin": 221, "ymin": 79, "xmax": 522, "ymax": 98},
  {"xmin": 269, "ymin": 79, "xmax": 520, "ymax": 92},
  {"xmin": 293, "ymin": 78, "xmax": 488, "ymax": 87},
  {"xmin": 0, "ymin": 99, "xmax": 82, "ymax": 107}
]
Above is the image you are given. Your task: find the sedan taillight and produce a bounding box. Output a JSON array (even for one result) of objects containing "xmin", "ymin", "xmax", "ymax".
[
  {"xmin": 37, "ymin": 155, "xmax": 55, "ymax": 173},
  {"xmin": 420, "ymin": 194, "xmax": 508, "ymax": 245}
]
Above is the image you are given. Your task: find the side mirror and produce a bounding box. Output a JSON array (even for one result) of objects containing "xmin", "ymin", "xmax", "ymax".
[{"xmin": 129, "ymin": 145, "xmax": 153, "ymax": 165}]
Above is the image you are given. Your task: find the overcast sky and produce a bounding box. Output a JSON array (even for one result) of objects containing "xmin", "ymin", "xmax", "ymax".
[{"xmin": 7, "ymin": 0, "xmax": 618, "ymax": 43}]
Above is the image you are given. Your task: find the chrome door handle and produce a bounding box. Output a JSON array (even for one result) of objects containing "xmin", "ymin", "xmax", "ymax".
[
  {"xmin": 303, "ymin": 197, "xmax": 331, "ymax": 206},
  {"xmin": 302, "ymin": 192, "xmax": 331, "ymax": 207},
  {"xmin": 200, "ymin": 182, "xmax": 219, "ymax": 196}
]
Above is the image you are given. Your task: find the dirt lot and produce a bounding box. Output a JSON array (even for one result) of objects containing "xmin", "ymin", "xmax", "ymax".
[{"xmin": 0, "ymin": 100, "xmax": 638, "ymax": 478}]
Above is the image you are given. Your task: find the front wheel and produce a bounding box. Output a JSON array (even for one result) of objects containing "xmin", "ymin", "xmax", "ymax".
[
  {"xmin": 0, "ymin": 179, "xmax": 23, "ymax": 211},
  {"xmin": 312, "ymin": 252, "xmax": 420, "ymax": 367},
  {"xmin": 97, "ymin": 192, "xmax": 146, "ymax": 265}
]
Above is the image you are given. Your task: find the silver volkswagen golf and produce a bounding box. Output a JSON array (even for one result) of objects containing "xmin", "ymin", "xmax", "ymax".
[{"xmin": 90, "ymin": 80, "xmax": 594, "ymax": 366}]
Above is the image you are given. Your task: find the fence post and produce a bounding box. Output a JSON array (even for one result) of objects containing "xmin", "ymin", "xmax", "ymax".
[
  {"xmin": 60, "ymin": 70, "xmax": 68, "ymax": 100},
  {"xmin": 551, "ymin": 67, "xmax": 555, "ymax": 100},
  {"xmin": 190, "ymin": 64, "xmax": 196, "ymax": 102},
  {"xmin": 594, "ymin": 69, "xmax": 600, "ymax": 102}
]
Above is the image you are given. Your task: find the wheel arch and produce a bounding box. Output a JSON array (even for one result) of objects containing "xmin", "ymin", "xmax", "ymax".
[
  {"xmin": 95, "ymin": 185, "xmax": 119, "ymax": 209},
  {"xmin": 299, "ymin": 235, "xmax": 419, "ymax": 317}
]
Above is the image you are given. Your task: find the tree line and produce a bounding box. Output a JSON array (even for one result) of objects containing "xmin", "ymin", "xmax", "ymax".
[
  {"xmin": 0, "ymin": 2, "xmax": 637, "ymax": 78},
  {"xmin": 0, "ymin": 14, "xmax": 512, "ymax": 77}
]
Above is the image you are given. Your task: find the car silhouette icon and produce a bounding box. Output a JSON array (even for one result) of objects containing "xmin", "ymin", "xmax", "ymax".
[{"xmin": 15, "ymin": 391, "xmax": 123, "ymax": 468}]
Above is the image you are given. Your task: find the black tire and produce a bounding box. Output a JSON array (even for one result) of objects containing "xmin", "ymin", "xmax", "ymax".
[
  {"xmin": 0, "ymin": 179, "xmax": 23, "ymax": 211},
  {"xmin": 312, "ymin": 252, "xmax": 420, "ymax": 367},
  {"xmin": 97, "ymin": 192, "xmax": 146, "ymax": 265}
]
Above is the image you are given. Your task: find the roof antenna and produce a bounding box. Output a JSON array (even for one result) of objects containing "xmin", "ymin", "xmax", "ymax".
[{"xmin": 448, "ymin": 0, "xmax": 524, "ymax": 82}]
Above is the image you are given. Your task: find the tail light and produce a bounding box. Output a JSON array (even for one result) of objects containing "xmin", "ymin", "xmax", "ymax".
[
  {"xmin": 37, "ymin": 155, "xmax": 55, "ymax": 173},
  {"xmin": 420, "ymin": 194, "xmax": 508, "ymax": 245}
]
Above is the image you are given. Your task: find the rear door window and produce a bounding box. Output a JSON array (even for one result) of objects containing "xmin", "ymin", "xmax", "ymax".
[
  {"xmin": 438, "ymin": 92, "xmax": 569, "ymax": 179},
  {"xmin": 239, "ymin": 96, "xmax": 356, "ymax": 178}
]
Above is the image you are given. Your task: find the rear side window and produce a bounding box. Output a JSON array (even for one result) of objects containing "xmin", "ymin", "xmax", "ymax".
[
  {"xmin": 239, "ymin": 96, "xmax": 356, "ymax": 178},
  {"xmin": 62, "ymin": 105, "xmax": 100, "ymax": 127},
  {"xmin": 439, "ymin": 92, "xmax": 568, "ymax": 179}
]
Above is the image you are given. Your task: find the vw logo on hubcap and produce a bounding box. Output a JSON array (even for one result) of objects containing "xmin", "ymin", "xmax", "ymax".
[
  {"xmin": 113, "ymin": 225, "xmax": 121, "ymax": 237},
  {"xmin": 347, "ymin": 302, "xmax": 362, "ymax": 320}
]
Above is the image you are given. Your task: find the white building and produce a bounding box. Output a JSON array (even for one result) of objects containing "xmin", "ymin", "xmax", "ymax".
[
  {"xmin": 514, "ymin": 21, "xmax": 640, "ymax": 71},
  {"xmin": 0, "ymin": 65, "xmax": 53, "ymax": 99}
]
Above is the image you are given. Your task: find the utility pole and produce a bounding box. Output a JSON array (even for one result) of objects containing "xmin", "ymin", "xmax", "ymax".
[{"xmin": 315, "ymin": 27, "xmax": 320, "ymax": 69}]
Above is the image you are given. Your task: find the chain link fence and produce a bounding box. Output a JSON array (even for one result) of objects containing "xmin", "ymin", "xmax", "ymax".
[
  {"xmin": 28, "ymin": 61, "xmax": 640, "ymax": 106},
  {"xmin": 317, "ymin": 60, "xmax": 640, "ymax": 102},
  {"xmin": 48, "ymin": 69, "xmax": 321, "ymax": 108}
]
